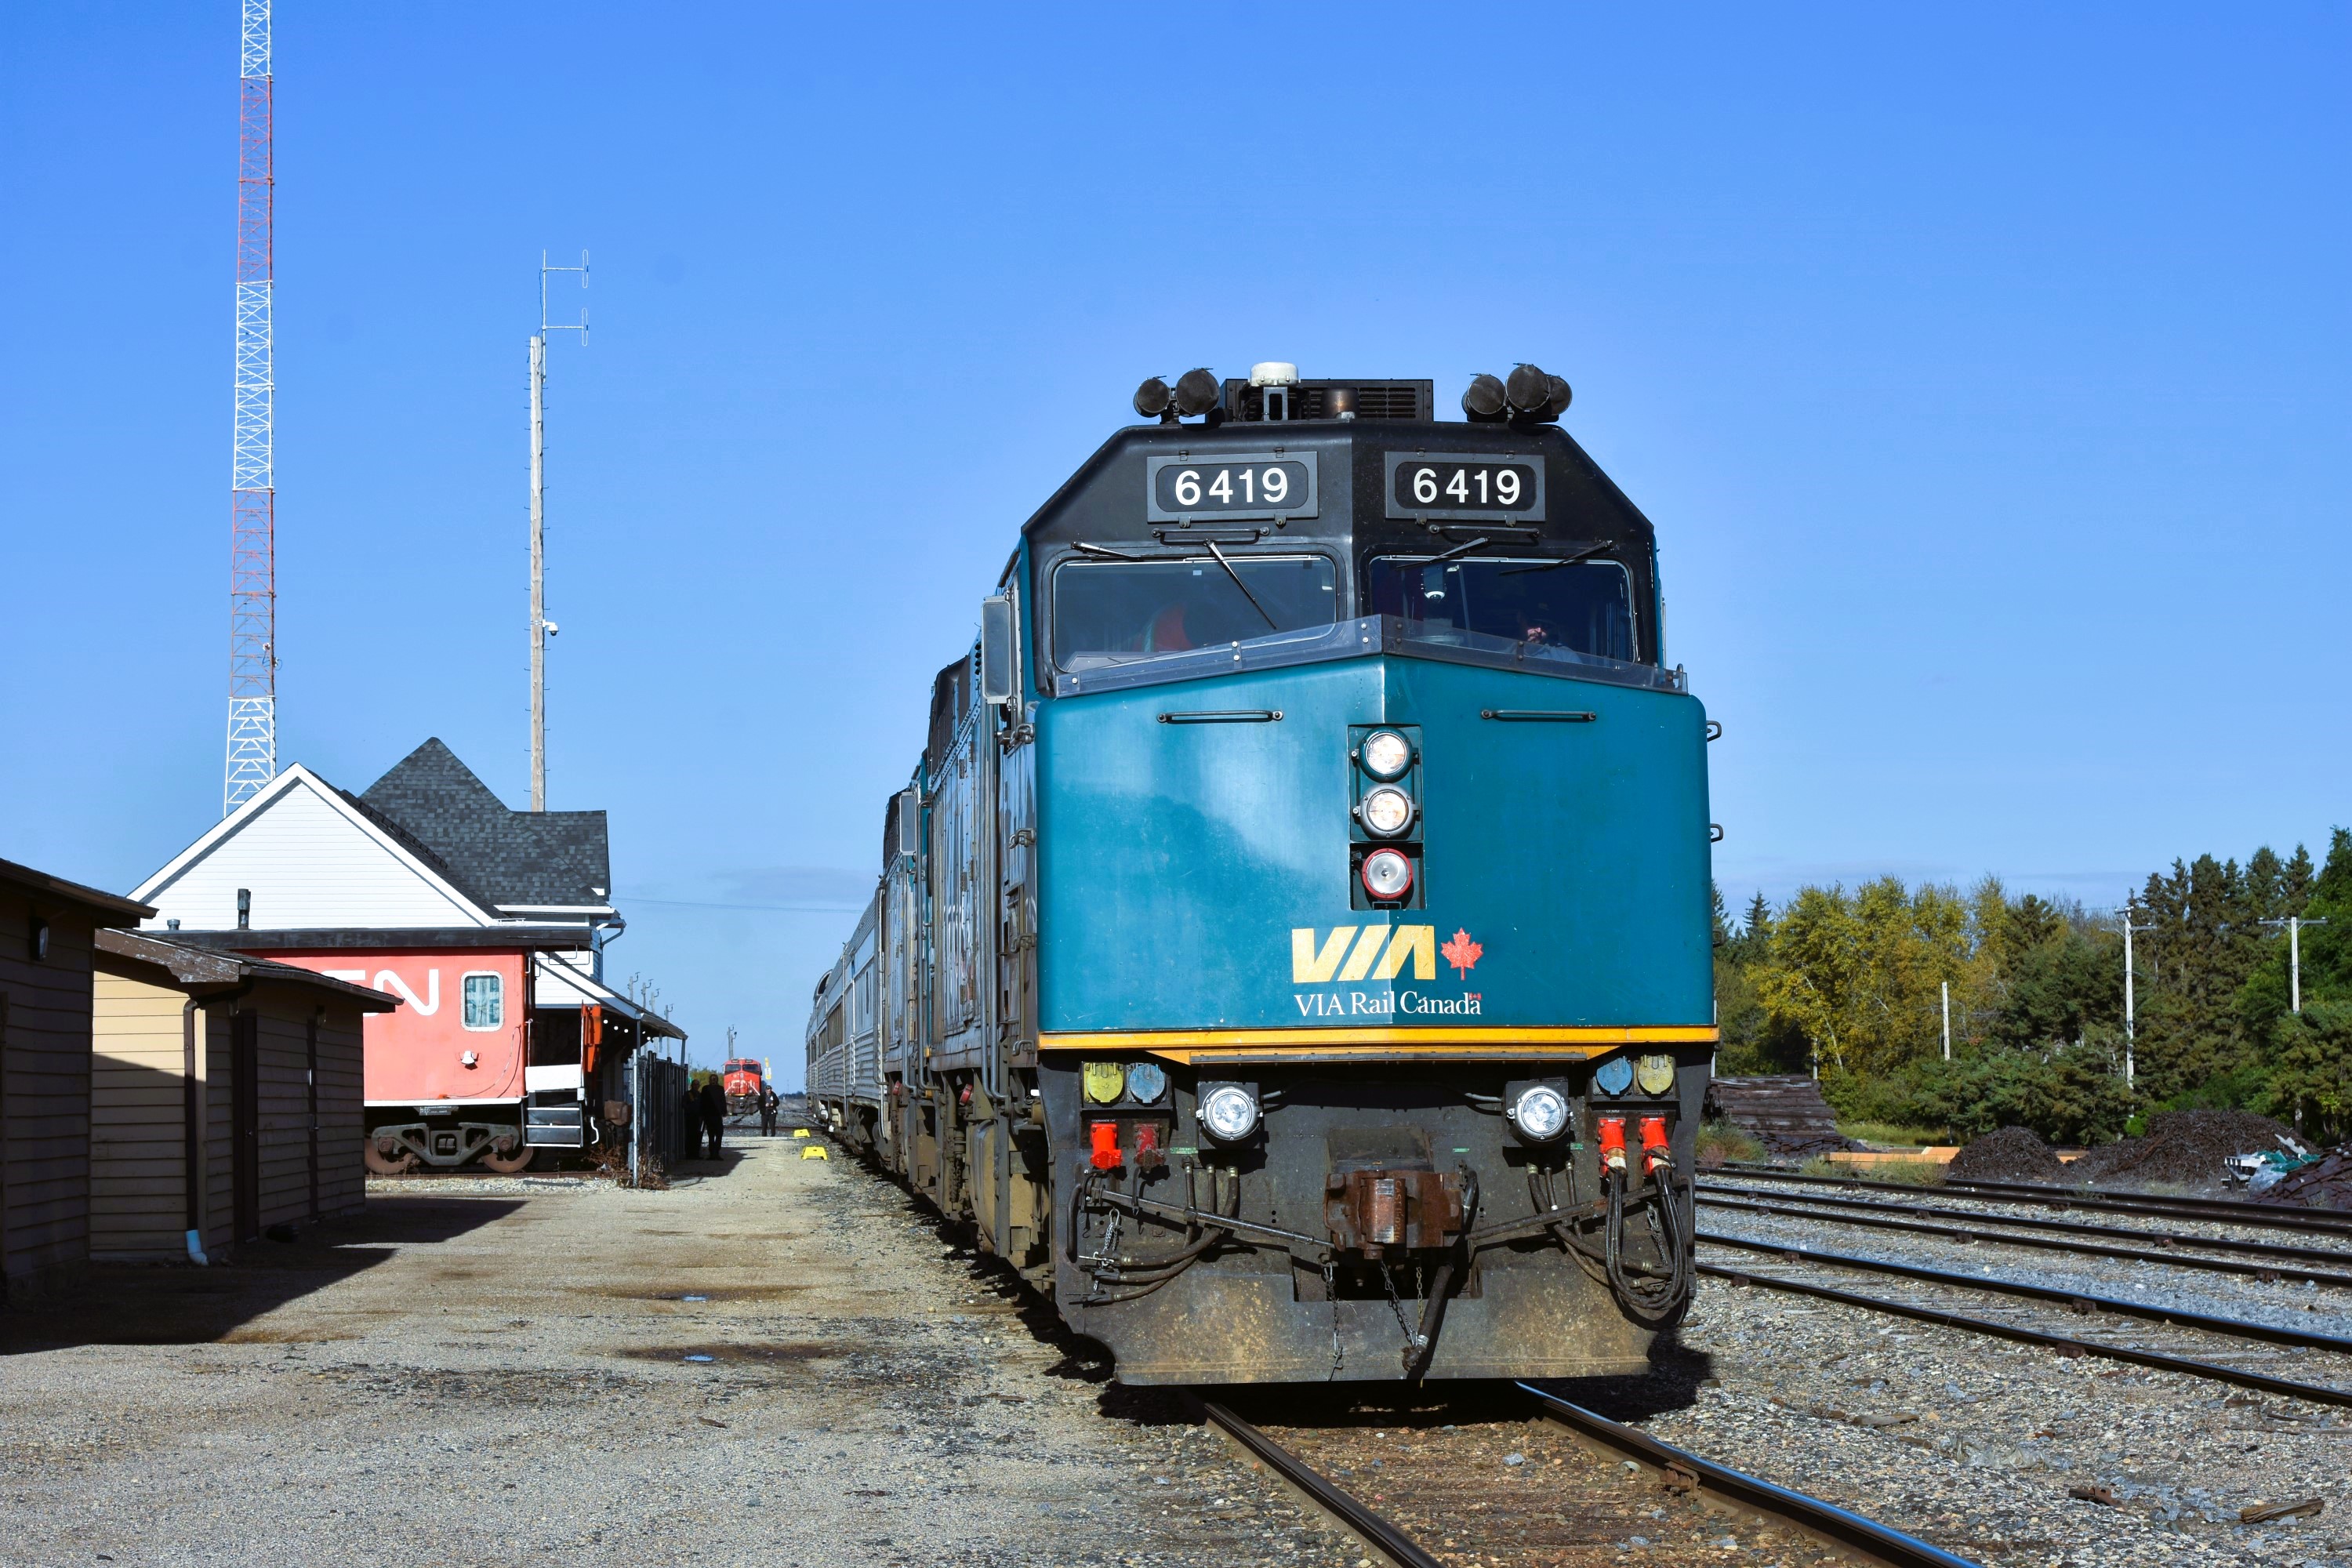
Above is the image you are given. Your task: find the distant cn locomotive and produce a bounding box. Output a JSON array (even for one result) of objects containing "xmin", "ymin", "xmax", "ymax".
[{"xmin": 808, "ymin": 364, "xmax": 1713, "ymax": 1384}]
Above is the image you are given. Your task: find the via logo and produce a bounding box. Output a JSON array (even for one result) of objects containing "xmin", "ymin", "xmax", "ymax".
[
  {"xmin": 372, "ymin": 969, "xmax": 441, "ymax": 1016},
  {"xmin": 1290, "ymin": 926, "xmax": 1437, "ymax": 984}
]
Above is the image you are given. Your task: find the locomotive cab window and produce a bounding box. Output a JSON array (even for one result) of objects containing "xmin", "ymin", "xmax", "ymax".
[
  {"xmin": 1050, "ymin": 555, "xmax": 1338, "ymax": 670},
  {"xmin": 460, "ymin": 971, "xmax": 504, "ymax": 1031},
  {"xmin": 1365, "ymin": 556, "xmax": 1638, "ymax": 663}
]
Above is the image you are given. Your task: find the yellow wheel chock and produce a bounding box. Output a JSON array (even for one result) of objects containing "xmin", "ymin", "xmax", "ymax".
[{"xmin": 799, "ymin": 1144, "xmax": 829, "ymax": 1160}]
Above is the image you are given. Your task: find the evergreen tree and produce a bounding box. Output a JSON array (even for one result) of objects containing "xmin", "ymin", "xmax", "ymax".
[{"xmin": 2247, "ymin": 831, "xmax": 2352, "ymax": 1133}]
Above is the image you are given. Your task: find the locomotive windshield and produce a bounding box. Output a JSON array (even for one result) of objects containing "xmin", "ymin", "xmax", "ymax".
[
  {"xmin": 1365, "ymin": 556, "xmax": 1636, "ymax": 663},
  {"xmin": 1050, "ymin": 555, "xmax": 1338, "ymax": 670}
]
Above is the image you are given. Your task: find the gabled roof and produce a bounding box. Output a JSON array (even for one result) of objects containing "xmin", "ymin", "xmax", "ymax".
[
  {"xmin": 131, "ymin": 764, "xmax": 503, "ymax": 926},
  {"xmin": 358, "ymin": 740, "xmax": 611, "ymax": 911}
]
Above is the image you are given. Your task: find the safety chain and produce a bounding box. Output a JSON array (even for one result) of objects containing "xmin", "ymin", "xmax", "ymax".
[{"xmin": 1378, "ymin": 1260, "xmax": 1426, "ymax": 1371}]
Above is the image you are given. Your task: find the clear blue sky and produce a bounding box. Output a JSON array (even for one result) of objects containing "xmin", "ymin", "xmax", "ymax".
[{"xmin": 5, "ymin": 5, "xmax": 2346, "ymax": 1083}]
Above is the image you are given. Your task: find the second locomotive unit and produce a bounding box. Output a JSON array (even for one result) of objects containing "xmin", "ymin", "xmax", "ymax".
[{"xmin": 808, "ymin": 362, "xmax": 1714, "ymax": 1383}]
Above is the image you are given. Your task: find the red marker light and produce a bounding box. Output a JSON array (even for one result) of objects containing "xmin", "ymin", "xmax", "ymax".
[
  {"xmin": 1088, "ymin": 1120, "xmax": 1122, "ymax": 1171},
  {"xmin": 1360, "ymin": 848, "xmax": 1414, "ymax": 902}
]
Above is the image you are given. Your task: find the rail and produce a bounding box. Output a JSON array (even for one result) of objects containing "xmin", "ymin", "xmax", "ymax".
[
  {"xmin": 1697, "ymin": 1229, "xmax": 2352, "ymax": 1356},
  {"xmin": 1711, "ymin": 1163, "xmax": 2352, "ymax": 1237},
  {"xmin": 1190, "ymin": 1399, "xmax": 1443, "ymax": 1568},
  {"xmin": 1192, "ymin": 1388, "xmax": 1982, "ymax": 1568},
  {"xmin": 1700, "ymin": 1191, "xmax": 2352, "ymax": 1289},
  {"xmin": 1519, "ymin": 1384, "xmax": 1980, "ymax": 1568},
  {"xmin": 1698, "ymin": 1259, "xmax": 2352, "ymax": 1407},
  {"xmin": 1697, "ymin": 1180, "xmax": 2352, "ymax": 1268}
]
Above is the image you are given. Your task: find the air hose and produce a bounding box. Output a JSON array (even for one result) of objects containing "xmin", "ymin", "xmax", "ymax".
[{"xmin": 1599, "ymin": 1115, "xmax": 1693, "ymax": 1326}]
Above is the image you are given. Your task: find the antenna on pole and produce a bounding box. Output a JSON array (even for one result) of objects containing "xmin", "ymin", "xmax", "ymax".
[
  {"xmin": 529, "ymin": 249, "xmax": 587, "ymax": 813},
  {"xmin": 223, "ymin": 0, "xmax": 277, "ymax": 816}
]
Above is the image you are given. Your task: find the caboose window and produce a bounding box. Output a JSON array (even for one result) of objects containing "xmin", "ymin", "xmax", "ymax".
[
  {"xmin": 1365, "ymin": 557, "xmax": 1637, "ymax": 663},
  {"xmin": 1051, "ymin": 555, "xmax": 1338, "ymax": 670},
  {"xmin": 460, "ymin": 971, "xmax": 504, "ymax": 1031}
]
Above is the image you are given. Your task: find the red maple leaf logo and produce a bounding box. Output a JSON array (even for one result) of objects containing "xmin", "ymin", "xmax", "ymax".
[{"xmin": 1441, "ymin": 928, "xmax": 1483, "ymax": 976}]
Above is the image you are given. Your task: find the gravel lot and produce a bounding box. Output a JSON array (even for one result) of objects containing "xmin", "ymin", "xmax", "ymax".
[{"xmin": 0, "ymin": 1137, "xmax": 1361, "ymax": 1568}]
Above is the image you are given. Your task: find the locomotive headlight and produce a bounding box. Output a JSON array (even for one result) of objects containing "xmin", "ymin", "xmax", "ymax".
[
  {"xmin": 1359, "ymin": 848, "xmax": 1414, "ymax": 902},
  {"xmin": 1360, "ymin": 785, "xmax": 1415, "ymax": 838},
  {"xmin": 1359, "ymin": 729, "xmax": 1412, "ymax": 781},
  {"xmin": 1509, "ymin": 1084, "xmax": 1570, "ymax": 1142},
  {"xmin": 1199, "ymin": 1083, "xmax": 1261, "ymax": 1142},
  {"xmin": 1635, "ymin": 1054, "xmax": 1678, "ymax": 1096}
]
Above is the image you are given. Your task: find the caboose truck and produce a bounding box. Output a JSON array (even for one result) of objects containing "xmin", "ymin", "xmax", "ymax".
[{"xmin": 811, "ymin": 363, "xmax": 1711, "ymax": 1383}]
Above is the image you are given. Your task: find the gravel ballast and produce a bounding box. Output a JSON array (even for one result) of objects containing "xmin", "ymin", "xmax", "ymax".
[{"xmin": 1679, "ymin": 1199, "xmax": 2352, "ymax": 1565}]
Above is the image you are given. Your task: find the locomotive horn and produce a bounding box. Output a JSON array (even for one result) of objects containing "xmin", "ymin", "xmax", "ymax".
[
  {"xmin": 1541, "ymin": 373, "xmax": 1572, "ymax": 421},
  {"xmin": 1504, "ymin": 363, "xmax": 1553, "ymax": 416},
  {"xmin": 1173, "ymin": 367, "xmax": 1221, "ymax": 419},
  {"xmin": 1461, "ymin": 372, "xmax": 1507, "ymax": 422},
  {"xmin": 1133, "ymin": 376, "xmax": 1176, "ymax": 422}
]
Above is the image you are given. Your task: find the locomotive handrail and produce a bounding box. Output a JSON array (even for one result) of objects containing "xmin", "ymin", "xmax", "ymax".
[{"xmin": 1157, "ymin": 709, "xmax": 1283, "ymax": 724}]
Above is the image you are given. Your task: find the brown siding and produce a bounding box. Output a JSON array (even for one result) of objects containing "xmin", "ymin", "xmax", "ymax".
[
  {"xmin": 0, "ymin": 893, "xmax": 98, "ymax": 1285},
  {"xmin": 316, "ymin": 1012, "xmax": 365, "ymax": 1218},
  {"xmin": 198, "ymin": 985, "xmax": 371, "ymax": 1252}
]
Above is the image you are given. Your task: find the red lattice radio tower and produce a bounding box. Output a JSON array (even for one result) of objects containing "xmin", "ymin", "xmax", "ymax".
[{"xmin": 223, "ymin": 0, "xmax": 276, "ymax": 815}]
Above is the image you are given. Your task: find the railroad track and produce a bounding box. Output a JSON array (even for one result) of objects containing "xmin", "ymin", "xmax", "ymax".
[
  {"xmin": 1191, "ymin": 1386, "xmax": 1977, "ymax": 1567},
  {"xmin": 1697, "ymin": 1232, "xmax": 2352, "ymax": 1408},
  {"xmin": 1712, "ymin": 1163, "xmax": 2352, "ymax": 1238},
  {"xmin": 1698, "ymin": 1180, "xmax": 2352, "ymax": 1270},
  {"xmin": 1700, "ymin": 1188, "xmax": 2352, "ymax": 1289}
]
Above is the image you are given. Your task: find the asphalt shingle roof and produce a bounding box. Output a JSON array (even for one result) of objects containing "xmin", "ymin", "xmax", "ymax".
[{"xmin": 357, "ymin": 739, "xmax": 611, "ymax": 911}]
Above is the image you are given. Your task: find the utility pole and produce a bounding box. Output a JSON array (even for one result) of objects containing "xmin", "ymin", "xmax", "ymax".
[
  {"xmin": 2261, "ymin": 916, "xmax": 2331, "ymax": 1014},
  {"xmin": 1940, "ymin": 980, "xmax": 1951, "ymax": 1062},
  {"xmin": 529, "ymin": 251, "xmax": 587, "ymax": 812},
  {"xmin": 2122, "ymin": 902, "xmax": 2154, "ymax": 1091}
]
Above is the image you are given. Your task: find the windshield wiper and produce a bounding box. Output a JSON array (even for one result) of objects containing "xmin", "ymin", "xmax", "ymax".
[
  {"xmin": 1397, "ymin": 535, "xmax": 1496, "ymax": 567},
  {"xmin": 1072, "ymin": 541, "xmax": 1156, "ymax": 561},
  {"xmin": 1205, "ymin": 539, "xmax": 1279, "ymax": 631},
  {"xmin": 1499, "ymin": 539, "xmax": 1614, "ymax": 575}
]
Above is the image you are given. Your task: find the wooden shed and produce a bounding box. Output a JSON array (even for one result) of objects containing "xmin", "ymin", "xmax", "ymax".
[
  {"xmin": 0, "ymin": 856, "xmax": 154, "ymax": 1294},
  {"xmin": 90, "ymin": 931, "xmax": 396, "ymax": 1261}
]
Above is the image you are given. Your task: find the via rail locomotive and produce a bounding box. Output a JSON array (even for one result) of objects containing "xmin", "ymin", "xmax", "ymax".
[{"xmin": 807, "ymin": 363, "xmax": 1715, "ymax": 1384}]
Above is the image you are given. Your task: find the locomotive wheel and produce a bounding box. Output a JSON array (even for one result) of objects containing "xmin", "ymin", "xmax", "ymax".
[
  {"xmin": 479, "ymin": 1142, "xmax": 535, "ymax": 1174},
  {"xmin": 363, "ymin": 1138, "xmax": 418, "ymax": 1176}
]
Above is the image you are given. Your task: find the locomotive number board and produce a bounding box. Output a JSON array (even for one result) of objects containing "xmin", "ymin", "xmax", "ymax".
[
  {"xmin": 1145, "ymin": 452, "xmax": 1319, "ymax": 522},
  {"xmin": 1384, "ymin": 452, "xmax": 1546, "ymax": 521}
]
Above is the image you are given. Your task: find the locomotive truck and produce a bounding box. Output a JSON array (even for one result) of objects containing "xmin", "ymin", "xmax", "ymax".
[{"xmin": 808, "ymin": 362, "xmax": 1712, "ymax": 1383}]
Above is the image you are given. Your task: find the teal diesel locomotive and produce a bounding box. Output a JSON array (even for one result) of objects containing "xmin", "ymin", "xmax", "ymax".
[{"xmin": 807, "ymin": 364, "xmax": 1715, "ymax": 1383}]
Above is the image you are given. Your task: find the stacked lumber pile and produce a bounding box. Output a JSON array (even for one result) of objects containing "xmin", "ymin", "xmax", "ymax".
[{"xmin": 1704, "ymin": 1075, "xmax": 1858, "ymax": 1158}]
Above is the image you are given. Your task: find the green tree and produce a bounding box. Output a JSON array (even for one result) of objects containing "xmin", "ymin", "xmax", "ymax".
[{"xmin": 2242, "ymin": 830, "xmax": 2352, "ymax": 1132}]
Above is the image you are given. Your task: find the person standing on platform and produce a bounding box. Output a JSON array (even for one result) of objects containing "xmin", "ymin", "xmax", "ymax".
[
  {"xmin": 682, "ymin": 1082, "xmax": 706, "ymax": 1159},
  {"xmin": 699, "ymin": 1074, "xmax": 728, "ymax": 1158},
  {"xmin": 757, "ymin": 1082, "xmax": 781, "ymax": 1138}
]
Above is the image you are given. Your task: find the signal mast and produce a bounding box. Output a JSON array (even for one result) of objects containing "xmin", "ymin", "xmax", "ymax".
[{"xmin": 223, "ymin": 0, "xmax": 277, "ymax": 815}]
